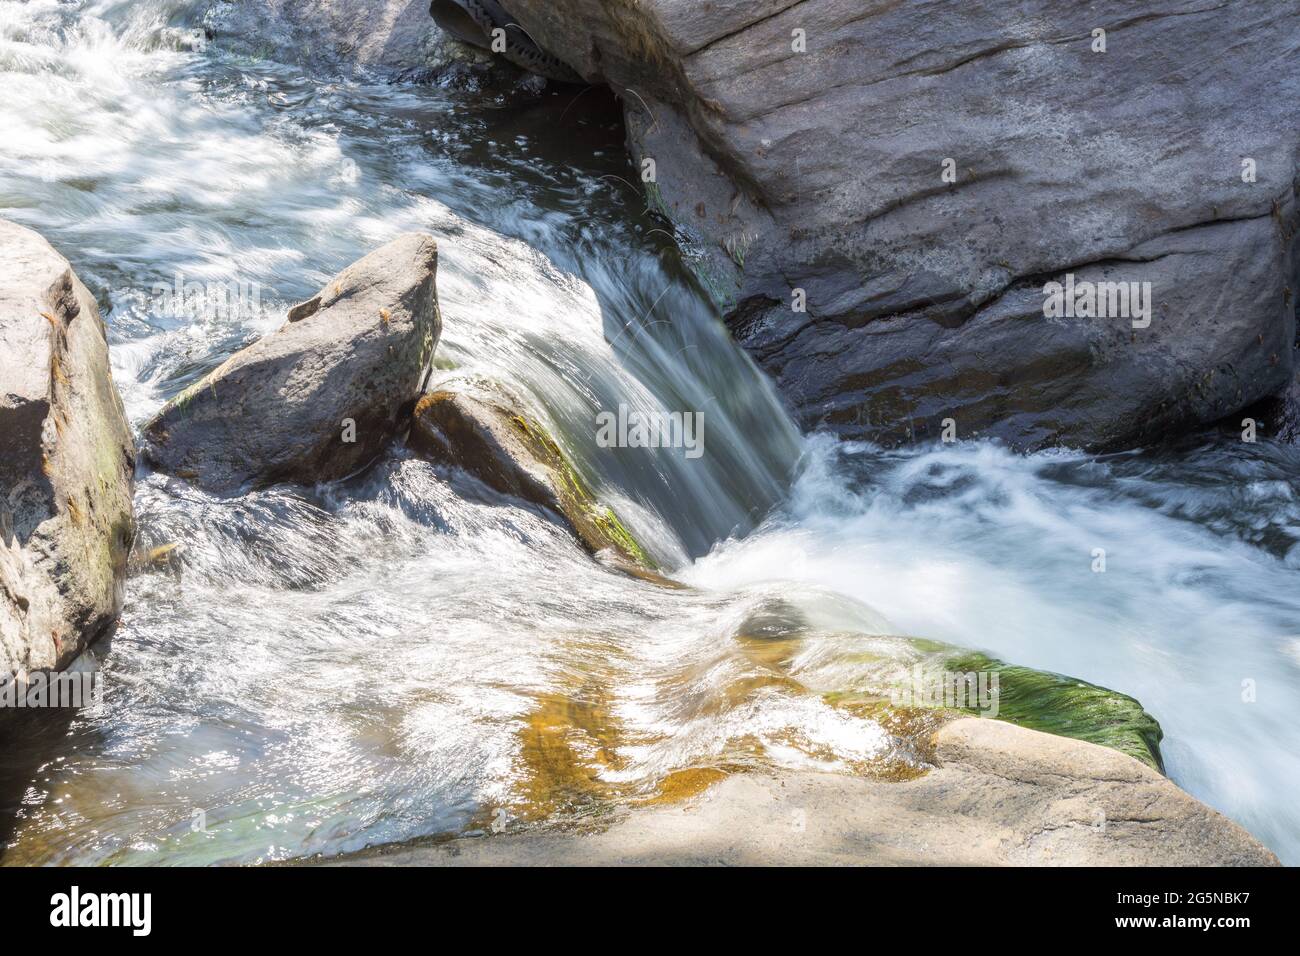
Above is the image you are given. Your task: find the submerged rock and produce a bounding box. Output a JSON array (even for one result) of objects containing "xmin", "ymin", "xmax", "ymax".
[
  {"xmin": 724, "ymin": 590, "xmax": 1164, "ymax": 769},
  {"xmin": 0, "ymin": 219, "xmax": 135, "ymax": 682},
  {"xmin": 498, "ymin": 0, "xmax": 1300, "ymax": 451},
  {"xmin": 143, "ymin": 233, "xmax": 441, "ymax": 495},
  {"xmin": 209, "ymin": 0, "xmax": 474, "ymax": 77},
  {"xmin": 330, "ymin": 718, "xmax": 1277, "ymax": 866},
  {"xmin": 409, "ymin": 378, "xmax": 659, "ymax": 575}
]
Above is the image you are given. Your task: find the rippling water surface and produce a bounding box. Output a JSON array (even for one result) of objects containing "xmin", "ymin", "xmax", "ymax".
[{"xmin": 2, "ymin": 0, "xmax": 1298, "ymax": 865}]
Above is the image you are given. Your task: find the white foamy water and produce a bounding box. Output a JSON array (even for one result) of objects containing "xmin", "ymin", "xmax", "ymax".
[
  {"xmin": 688, "ymin": 436, "xmax": 1300, "ymax": 859},
  {"xmin": 1, "ymin": 0, "xmax": 1297, "ymax": 865}
]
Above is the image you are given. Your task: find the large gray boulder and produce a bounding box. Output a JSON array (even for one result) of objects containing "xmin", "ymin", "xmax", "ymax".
[
  {"xmin": 498, "ymin": 0, "xmax": 1300, "ymax": 450},
  {"xmin": 0, "ymin": 219, "xmax": 135, "ymax": 681},
  {"xmin": 331, "ymin": 717, "xmax": 1278, "ymax": 866},
  {"xmin": 142, "ymin": 234, "xmax": 442, "ymax": 495}
]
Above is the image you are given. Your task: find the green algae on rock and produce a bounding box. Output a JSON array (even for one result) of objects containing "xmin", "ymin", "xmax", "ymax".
[
  {"xmin": 409, "ymin": 377, "xmax": 662, "ymax": 579},
  {"xmin": 717, "ymin": 591, "xmax": 1164, "ymax": 770},
  {"xmin": 940, "ymin": 651, "xmax": 1165, "ymax": 772},
  {"xmin": 853, "ymin": 641, "xmax": 1166, "ymax": 771}
]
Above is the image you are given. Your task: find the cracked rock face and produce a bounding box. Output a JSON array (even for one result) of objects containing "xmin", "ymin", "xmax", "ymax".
[
  {"xmin": 502, "ymin": 0, "xmax": 1300, "ymax": 450},
  {"xmin": 0, "ymin": 219, "xmax": 136, "ymax": 681},
  {"xmin": 142, "ymin": 234, "xmax": 442, "ymax": 496}
]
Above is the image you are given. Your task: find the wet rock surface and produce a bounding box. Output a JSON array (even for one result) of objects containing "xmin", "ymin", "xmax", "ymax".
[
  {"xmin": 210, "ymin": 0, "xmax": 463, "ymax": 76},
  {"xmin": 430, "ymin": 0, "xmax": 581, "ymax": 82},
  {"xmin": 142, "ymin": 233, "xmax": 441, "ymax": 495},
  {"xmin": 0, "ymin": 219, "xmax": 135, "ymax": 681},
  {"xmin": 409, "ymin": 376, "xmax": 659, "ymax": 574}
]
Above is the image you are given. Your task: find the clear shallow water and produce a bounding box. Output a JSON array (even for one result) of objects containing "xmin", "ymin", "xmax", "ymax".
[{"xmin": 1, "ymin": 0, "xmax": 1298, "ymax": 864}]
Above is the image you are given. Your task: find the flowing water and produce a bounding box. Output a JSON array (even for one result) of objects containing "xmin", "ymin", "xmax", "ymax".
[{"xmin": 2, "ymin": 0, "xmax": 1298, "ymax": 865}]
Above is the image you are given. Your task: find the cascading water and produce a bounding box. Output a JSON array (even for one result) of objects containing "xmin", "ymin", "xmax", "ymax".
[{"xmin": 1, "ymin": 0, "xmax": 1298, "ymax": 865}]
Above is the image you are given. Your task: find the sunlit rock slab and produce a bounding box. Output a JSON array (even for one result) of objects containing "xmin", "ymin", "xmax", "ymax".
[{"xmin": 323, "ymin": 718, "xmax": 1278, "ymax": 866}]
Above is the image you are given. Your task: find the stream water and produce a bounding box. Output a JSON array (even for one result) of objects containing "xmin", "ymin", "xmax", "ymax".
[{"xmin": 1, "ymin": 0, "xmax": 1298, "ymax": 865}]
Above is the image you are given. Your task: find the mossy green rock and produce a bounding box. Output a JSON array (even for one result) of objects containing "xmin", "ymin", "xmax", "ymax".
[{"xmin": 940, "ymin": 651, "xmax": 1164, "ymax": 771}]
